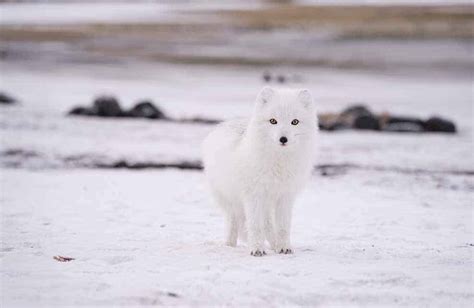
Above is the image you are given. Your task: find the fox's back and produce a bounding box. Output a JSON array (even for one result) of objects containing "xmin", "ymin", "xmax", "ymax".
[
  {"xmin": 202, "ymin": 118, "xmax": 247, "ymax": 159},
  {"xmin": 202, "ymin": 118, "xmax": 249, "ymax": 189}
]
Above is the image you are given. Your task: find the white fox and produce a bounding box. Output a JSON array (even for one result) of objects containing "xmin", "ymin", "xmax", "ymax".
[{"xmin": 202, "ymin": 87, "xmax": 317, "ymax": 256}]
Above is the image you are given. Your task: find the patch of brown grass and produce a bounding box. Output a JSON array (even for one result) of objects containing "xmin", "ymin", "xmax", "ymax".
[
  {"xmin": 0, "ymin": 27, "xmax": 89, "ymax": 42},
  {"xmin": 221, "ymin": 4, "xmax": 474, "ymax": 38},
  {"xmin": 1, "ymin": 5, "xmax": 471, "ymax": 43},
  {"xmin": 0, "ymin": 23, "xmax": 218, "ymax": 42}
]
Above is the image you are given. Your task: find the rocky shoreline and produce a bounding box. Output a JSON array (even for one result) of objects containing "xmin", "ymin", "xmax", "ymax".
[
  {"xmin": 318, "ymin": 105, "xmax": 456, "ymax": 133},
  {"xmin": 67, "ymin": 95, "xmax": 457, "ymax": 133},
  {"xmin": 3, "ymin": 148, "xmax": 473, "ymax": 180},
  {"xmin": 68, "ymin": 95, "xmax": 220, "ymax": 125},
  {"xmin": 0, "ymin": 90, "xmax": 457, "ymax": 133}
]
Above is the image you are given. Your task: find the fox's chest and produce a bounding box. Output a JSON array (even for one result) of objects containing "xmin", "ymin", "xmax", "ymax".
[{"xmin": 238, "ymin": 153, "xmax": 309, "ymax": 191}]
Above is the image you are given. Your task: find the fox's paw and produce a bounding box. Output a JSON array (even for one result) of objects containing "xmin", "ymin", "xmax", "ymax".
[
  {"xmin": 225, "ymin": 240, "xmax": 237, "ymax": 247},
  {"xmin": 250, "ymin": 250, "xmax": 266, "ymax": 257},
  {"xmin": 278, "ymin": 248, "xmax": 293, "ymax": 254}
]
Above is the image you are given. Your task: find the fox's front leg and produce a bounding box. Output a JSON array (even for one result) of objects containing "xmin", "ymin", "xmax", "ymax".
[
  {"xmin": 264, "ymin": 207, "xmax": 277, "ymax": 250},
  {"xmin": 274, "ymin": 195, "xmax": 295, "ymax": 254},
  {"xmin": 244, "ymin": 198, "xmax": 266, "ymax": 257}
]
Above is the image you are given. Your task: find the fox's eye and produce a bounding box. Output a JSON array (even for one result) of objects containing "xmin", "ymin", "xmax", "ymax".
[
  {"xmin": 291, "ymin": 119, "xmax": 299, "ymax": 125},
  {"xmin": 269, "ymin": 118, "xmax": 277, "ymax": 125}
]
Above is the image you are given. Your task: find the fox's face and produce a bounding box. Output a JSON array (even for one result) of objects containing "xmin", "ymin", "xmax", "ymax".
[{"xmin": 251, "ymin": 87, "xmax": 317, "ymax": 149}]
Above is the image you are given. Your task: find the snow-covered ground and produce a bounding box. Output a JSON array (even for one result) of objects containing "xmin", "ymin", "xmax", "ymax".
[
  {"xmin": 1, "ymin": 61, "xmax": 472, "ymax": 171},
  {"xmin": 0, "ymin": 1, "xmax": 267, "ymax": 26},
  {"xmin": 1, "ymin": 1, "xmax": 473, "ymax": 304},
  {"xmin": 1, "ymin": 59, "xmax": 473, "ymax": 307},
  {"xmin": 1, "ymin": 167, "xmax": 472, "ymax": 306}
]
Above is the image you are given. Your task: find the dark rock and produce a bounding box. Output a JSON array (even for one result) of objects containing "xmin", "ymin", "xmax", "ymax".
[
  {"xmin": 317, "ymin": 164, "xmax": 350, "ymax": 177},
  {"xmin": 2, "ymin": 149, "xmax": 38, "ymax": 158},
  {"xmin": 263, "ymin": 71, "xmax": 272, "ymax": 82},
  {"xmin": 319, "ymin": 106, "xmax": 456, "ymax": 134},
  {"xmin": 423, "ymin": 117, "xmax": 456, "ymax": 133},
  {"xmin": 340, "ymin": 105, "xmax": 372, "ymax": 118},
  {"xmin": 319, "ymin": 121, "xmax": 350, "ymax": 131},
  {"xmin": 99, "ymin": 160, "xmax": 203, "ymax": 170},
  {"xmin": 68, "ymin": 106, "xmax": 96, "ymax": 116},
  {"xmin": 126, "ymin": 101, "xmax": 166, "ymax": 119},
  {"xmin": 381, "ymin": 115, "xmax": 424, "ymax": 132},
  {"xmin": 67, "ymin": 95, "xmax": 220, "ymax": 125},
  {"xmin": 179, "ymin": 117, "xmax": 221, "ymax": 125},
  {"xmin": 92, "ymin": 96, "xmax": 122, "ymax": 117},
  {"xmin": 0, "ymin": 92, "xmax": 17, "ymax": 105},
  {"xmin": 383, "ymin": 122, "xmax": 424, "ymax": 133},
  {"xmin": 339, "ymin": 105, "xmax": 377, "ymax": 129},
  {"xmin": 353, "ymin": 114, "xmax": 380, "ymax": 130},
  {"xmin": 277, "ymin": 75, "xmax": 286, "ymax": 83},
  {"xmin": 167, "ymin": 292, "xmax": 179, "ymax": 298},
  {"xmin": 386, "ymin": 116, "xmax": 424, "ymax": 126},
  {"xmin": 318, "ymin": 113, "xmax": 350, "ymax": 131},
  {"xmin": 326, "ymin": 122, "xmax": 350, "ymax": 131}
]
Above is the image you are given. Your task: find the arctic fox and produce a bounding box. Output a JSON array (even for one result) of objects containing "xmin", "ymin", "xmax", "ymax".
[{"xmin": 202, "ymin": 87, "xmax": 317, "ymax": 256}]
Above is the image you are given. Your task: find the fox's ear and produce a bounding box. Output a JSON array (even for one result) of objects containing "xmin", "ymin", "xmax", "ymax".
[
  {"xmin": 298, "ymin": 89, "xmax": 313, "ymax": 108},
  {"xmin": 257, "ymin": 87, "xmax": 274, "ymax": 105}
]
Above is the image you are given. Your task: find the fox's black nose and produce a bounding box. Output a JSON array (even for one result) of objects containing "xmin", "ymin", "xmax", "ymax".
[{"xmin": 279, "ymin": 136, "xmax": 288, "ymax": 144}]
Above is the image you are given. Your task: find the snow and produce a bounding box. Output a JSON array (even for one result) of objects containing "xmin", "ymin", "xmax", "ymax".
[
  {"xmin": 1, "ymin": 168, "xmax": 472, "ymax": 306},
  {"xmin": 0, "ymin": 3, "xmax": 175, "ymax": 25},
  {"xmin": 0, "ymin": 62, "xmax": 472, "ymax": 172},
  {"xmin": 1, "ymin": 15, "xmax": 473, "ymax": 305},
  {"xmin": 1, "ymin": 61, "xmax": 472, "ymax": 306},
  {"xmin": 0, "ymin": 1, "xmax": 265, "ymax": 26}
]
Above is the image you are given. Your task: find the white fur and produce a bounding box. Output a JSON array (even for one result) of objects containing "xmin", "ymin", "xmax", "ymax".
[{"xmin": 202, "ymin": 87, "xmax": 318, "ymax": 256}]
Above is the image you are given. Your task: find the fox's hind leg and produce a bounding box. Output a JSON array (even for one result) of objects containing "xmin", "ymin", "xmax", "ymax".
[
  {"xmin": 210, "ymin": 190, "xmax": 238, "ymax": 247},
  {"xmin": 225, "ymin": 212, "xmax": 238, "ymax": 247},
  {"xmin": 238, "ymin": 216, "xmax": 247, "ymax": 242},
  {"xmin": 227, "ymin": 207, "xmax": 247, "ymax": 246}
]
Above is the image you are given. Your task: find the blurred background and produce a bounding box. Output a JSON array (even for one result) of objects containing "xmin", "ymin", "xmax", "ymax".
[
  {"xmin": 0, "ymin": 0, "xmax": 472, "ymax": 168},
  {"xmin": 1, "ymin": 0, "xmax": 473, "ymax": 306}
]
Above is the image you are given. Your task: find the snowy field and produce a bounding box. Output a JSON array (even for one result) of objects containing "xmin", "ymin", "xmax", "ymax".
[
  {"xmin": 1, "ymin": 60, "xmax": 473, "ymax": 307},
  {"xmin": 1, "ymin": 62, "xmax": 472, "ymax": 171},
  {"xmin": 0, "ymin": 1, "xmax": 268, "ymax": 26},
  {"xmin": 2, "ymin": 168, "xmax": 472, "ymax": 306},
  {"xmin": 1, "ymin": 1, "xmax": 473, "ymax": 307}
]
